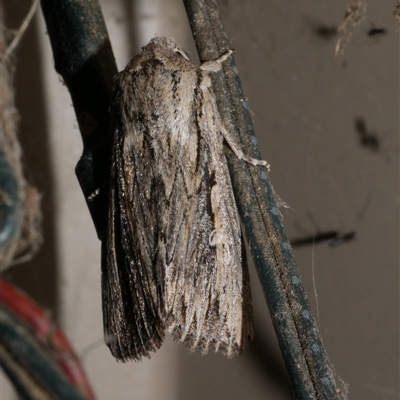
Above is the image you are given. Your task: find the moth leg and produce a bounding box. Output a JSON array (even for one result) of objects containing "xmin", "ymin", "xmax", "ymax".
[
  {"xmin": 221, "ymin": 125, "xmax": 270, "ymax": 170},
  {"xmin": 200, "ymin": 49, "xmax": 235, "ymax": 73},
  {"xmin": 200, "ymin": 51, "xmax": 270, "ymax": 171}
]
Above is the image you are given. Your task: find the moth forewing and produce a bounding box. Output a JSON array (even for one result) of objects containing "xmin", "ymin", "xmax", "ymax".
[{"xmin": 102, "ymin": 36, "xmax": 266, "ymax": 362}]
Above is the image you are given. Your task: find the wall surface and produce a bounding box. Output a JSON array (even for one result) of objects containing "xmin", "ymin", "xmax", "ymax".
[{"xmin": 2, "ymin": 0, "xmax": 399, "ymax": 399}]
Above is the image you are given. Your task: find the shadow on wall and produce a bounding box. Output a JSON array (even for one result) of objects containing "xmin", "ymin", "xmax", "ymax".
[{"xmin": 123, "ymin": 0, "xmax": 140, "ymax": 57}]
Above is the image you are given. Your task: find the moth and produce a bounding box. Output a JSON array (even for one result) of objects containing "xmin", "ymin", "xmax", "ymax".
[{"xmin": 102, "ymin": 37, "xmax": 269, "ymax": 362}]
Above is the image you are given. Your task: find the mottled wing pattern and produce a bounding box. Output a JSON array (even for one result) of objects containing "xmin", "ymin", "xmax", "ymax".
[
  {"xmin": 102, "ymin": 37, "xmax": 252, "ymax": 362},
  {"xmin": 102, "ymin": 119, "xmax": 164, "ymax": 361},
  {"xmin": 164, "ymin": 72, "xmax": 253, "ymax": 356}
]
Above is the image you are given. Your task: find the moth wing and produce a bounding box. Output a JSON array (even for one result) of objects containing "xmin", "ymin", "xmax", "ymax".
[
  {"xmin": 164, "ymin": 88, "xmax": 253, "ymax": 357},
  {"xmin": 102, "ymin": 117, "xmax": 164, "ymax": 362}
]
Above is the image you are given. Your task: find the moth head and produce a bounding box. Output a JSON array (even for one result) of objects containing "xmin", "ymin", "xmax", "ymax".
[{"xmin": 148, "ymin": 36, "xmax": 190, "ymax": 61}]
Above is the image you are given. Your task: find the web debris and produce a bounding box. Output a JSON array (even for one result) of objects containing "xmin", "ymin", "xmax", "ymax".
[{"xmin": 335, "ymin": 0, "xmax": 366, "ymax": 56}]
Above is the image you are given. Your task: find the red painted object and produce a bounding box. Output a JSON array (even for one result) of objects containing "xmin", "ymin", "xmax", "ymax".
[{"xmin": 0, "ymin": 279, "xmax": 96, "ymax": 400}]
